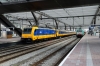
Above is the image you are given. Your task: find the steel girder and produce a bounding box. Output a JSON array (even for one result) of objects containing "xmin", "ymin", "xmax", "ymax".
[
  {"xmin": 41, "ymin": 15, "xmax": 100, "ymax": 19},
  {"xmin": 0, "ymin": 15, "xmax": 22, "ymax": 36},
  {"xmin": 91, "ymin": 6, "xmax": 100, "ymax": 25},
  {"xmin": 31, "ymin": 11, "xmax": 39, "ymax": 26},
  {"xmin": 55, "ymin": 20, "xmax": 58, "ymax": 29},
  {"xmin": 35, "ymin": 11, "xmax": 69, "ymax": 28}
]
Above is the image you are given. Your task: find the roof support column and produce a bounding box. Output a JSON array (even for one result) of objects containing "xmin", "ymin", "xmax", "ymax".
[
  {"xmin": 83, "ymin": 16, "xmax": 84, "ymax": 25},
  {"xmin": 22, "ymin": 20, "xmax": 23, "ymax": 29},
  {"xmin": 70, "ymin": 26, "xmax": 71, "ymax": 31},
  {"xmin": 55, "ymin": 20, "xmax": 58, "ymax": 29},
  {"xmin": 64, "ymin": 23, "xmax": 66, "ymax": 30},
  {"xmin": 31, "ymin": 11, "xmax": 39, "ymax": 26},
  {"xmin": 73, "ymin": 17, "xmax": 74, "ymax": 31},
  {"xmin": 0, "ymin": 23, "xmax": 1, "ymax": 37},
  {"xmin": 94, "ymin": 16, "xmax": 96, "ymax": 25}
]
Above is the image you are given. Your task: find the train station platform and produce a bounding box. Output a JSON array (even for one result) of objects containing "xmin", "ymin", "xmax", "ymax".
[
  {"xmin": 0, "ymin": 37, "xmax": 21, "ymax": 44},
  {"xmin": 59, "ymin": 34, "xmax": 100, "ymax": 66}
]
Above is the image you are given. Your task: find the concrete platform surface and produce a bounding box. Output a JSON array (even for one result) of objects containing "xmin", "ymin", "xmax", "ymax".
[
  {"xmin": 59, "ymin": 34, "xmax": 100, "ymax": 66},
  {"xmin": 0, "ymin": 37, "xmax": 21, "ymax": 44}
]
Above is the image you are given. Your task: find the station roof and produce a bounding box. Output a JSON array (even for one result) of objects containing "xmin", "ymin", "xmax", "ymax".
[
  {"xmin": 40, "ymin": 5, "xmax": 99, "ymax": 27},
  {"xmin": 4, "ymin": 5, "xmax": 99, "ymax": 29},
  {"xmin": 0, "ymin": 0, "xmax": 100, "ymax": 14}
]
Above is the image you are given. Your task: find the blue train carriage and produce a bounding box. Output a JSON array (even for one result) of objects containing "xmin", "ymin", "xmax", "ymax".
[
  {"xmin": 57, "ymin": 30, "xmax": 76, "ymax": 37},
  {"xmin": 66, "ymin": 31, "xmax": 76, "ymax": 35},
  {"xmin": 76, "ymin": 28, "xmax": 85, "ymax": 38},
  {"xmin": 21, "ymin": 26, "xmax": 57, "ymax": 42}
]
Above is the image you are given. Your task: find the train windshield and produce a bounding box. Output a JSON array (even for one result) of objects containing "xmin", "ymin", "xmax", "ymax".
[
  {"xmin": 23, "ymin": 28, "xmax": 32, "ymax": 34},
  {"xmin": 77, "ymin": 29, "xmax": 82, "ymax": 32}
]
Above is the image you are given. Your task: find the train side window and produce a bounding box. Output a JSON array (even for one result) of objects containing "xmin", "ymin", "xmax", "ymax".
[{"xmin": 34, "ymin": 29, "xmax": 39, "ymax": 35}]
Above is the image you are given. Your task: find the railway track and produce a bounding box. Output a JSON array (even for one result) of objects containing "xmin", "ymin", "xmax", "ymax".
[
  {"xmin": 0, "ymin": 36, "xmax": 71, "ymax": 56},
  {"xmin": 8, "ymin": 37, "xmax": 80, "ymax": 66},
  {"xmin": 0, "ymin": 36, "xmax": 74, "ymax": 64},
  {"xmin": 0, "ymin": 36, "xmax": 73, "ymax": 52},
  {"xmin": 31, "ymin": 38, "xmax": 80, "ymax": 66}
]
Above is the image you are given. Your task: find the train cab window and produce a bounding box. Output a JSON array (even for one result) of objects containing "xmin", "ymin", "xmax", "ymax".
[
  {"xmin": 77, "ymin": 30, "xmax": 82, "ymax": 32},
  {"xmin": 23, "ymin": 28, "xmax": 32, "ymax": 34}
]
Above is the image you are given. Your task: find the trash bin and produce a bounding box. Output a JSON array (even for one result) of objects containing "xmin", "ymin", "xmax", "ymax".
[{"xmin": 7, "ymin": 31, "xmax": 13, "ymax": 38}]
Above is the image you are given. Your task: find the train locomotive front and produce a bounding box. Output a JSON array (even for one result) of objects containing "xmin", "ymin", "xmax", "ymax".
[
  {"xmin": 76, "ymin": 28, "xmax": 85, "ymax": 38},
  {"xmin": 21, "ymin": 26, "xmax": 56, "ymax": 43}
]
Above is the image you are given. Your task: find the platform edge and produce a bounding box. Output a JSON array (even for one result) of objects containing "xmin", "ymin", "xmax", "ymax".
[{"xmin": 58, "ymin": 37, "xmax": 84, "ymax": 66}]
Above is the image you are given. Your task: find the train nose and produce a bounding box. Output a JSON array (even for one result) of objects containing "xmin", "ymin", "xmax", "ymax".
[{"xmin": 22, "ymin": 34, "xmax": 31, "ymax": 38}]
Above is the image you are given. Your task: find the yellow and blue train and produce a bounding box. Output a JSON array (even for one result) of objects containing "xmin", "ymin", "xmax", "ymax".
[{"xmin": 21, "ymin": 26, "xmax": 76, "ymax": 42}]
